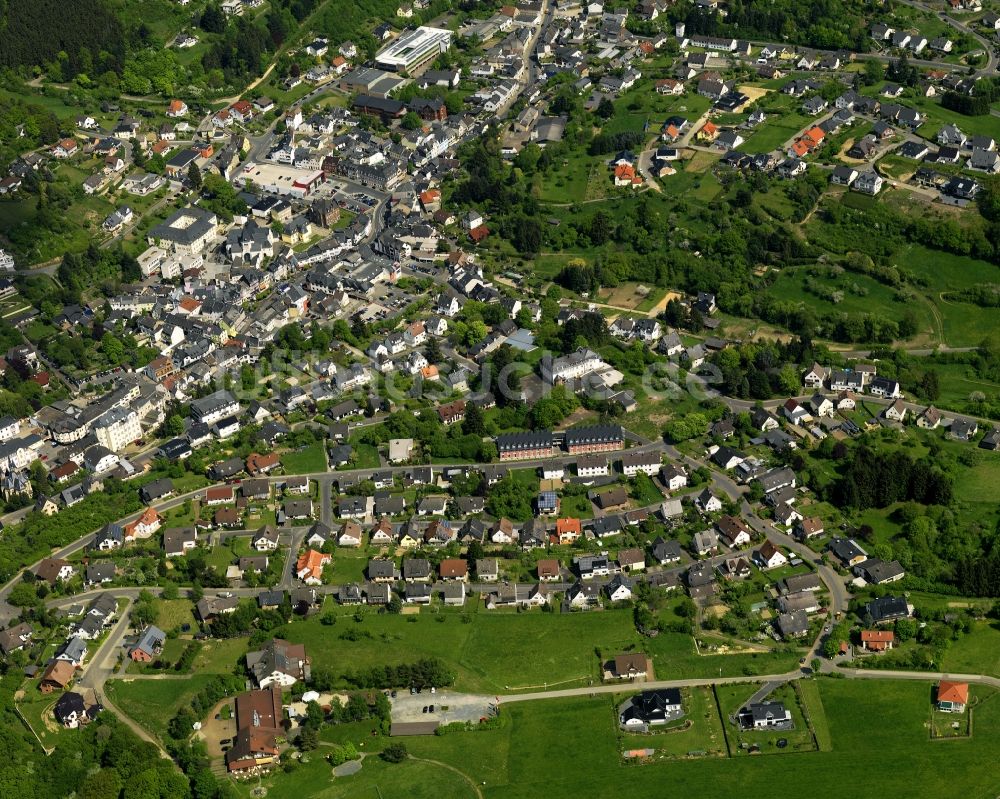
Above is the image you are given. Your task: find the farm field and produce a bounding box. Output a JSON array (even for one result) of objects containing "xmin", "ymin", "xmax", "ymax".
[{"xmin": 307, "ymin": 679, "xmax": 1000, "ymax": 799}]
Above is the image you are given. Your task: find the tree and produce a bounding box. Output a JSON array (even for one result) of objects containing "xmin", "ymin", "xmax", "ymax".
[
  {"xmin": 382, "ymin": 742, "xmax": 408, "ymax": 763},
  {"xmin": 161, "ymin": 414, "xmax": 184, "ymax": 438},
  {"xmin": 401, "ymin": 111, "xmax": 423, "ymax": 130},
  {"xmin": 863, "ymin": 59, "xmax": 883, "ymax": 85},
  {"xmin": 188, "ymin": 162, "xmax": 202, "ymax": 190},
  {"xmin": 895, "ymin": 617, "xmax": 917, "ymax": 642},
  {"xmin": 596, "ymin": 97, "xmax": 615, "ymax": 118},
  {"xmin": 200, "ymin": 2, "xmax": 227, "ymax": 34},
  {"xmin": 78, "ymin": 769, "xmax": 124, "ymax": 799},
  {"xmin": 485, "ymin": 475, "xmax": 534, "ymax": 521},
  {"xmin": 462, "ymin": 401, "xmax": 486, "ymax": 436},
  {"xmin": 298, "ymin": 724, "xmax": 319, "ymax": 751},
  {"xmin": 345, "ymin": 693, "xmax": 369, "ymax": 722}
]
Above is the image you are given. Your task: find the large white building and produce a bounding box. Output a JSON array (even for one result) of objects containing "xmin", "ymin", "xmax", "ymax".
[
  {"xmin": 148, "ymin": 207, "xmax": 218, "ymax": 255},
  {"xmin": 545, "ymin": 348, "xmax": 607, "ymax": 383},
  {"xmin": 94, "ymin": 406, "xmax": 142, "ymax": 453},
  {"xmin": 190, "ymin": 390, "xmax": 240, "ymax": 425},
  {"xmin": 0, "ymin": 249, "xmax": 14, "ymax": 271},
  {"xmin": 375, "ymin": 26, "xmax": 453, "ymax": 74}
]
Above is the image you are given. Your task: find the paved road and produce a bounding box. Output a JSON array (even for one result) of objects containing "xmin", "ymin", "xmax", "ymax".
[
  {"xmin": 894, "ymin": 0, "xmax": 998, "ymax": 76},
  {"xmin": 77, "ymin": 599, "xmax": 133, "ymax": 692}
]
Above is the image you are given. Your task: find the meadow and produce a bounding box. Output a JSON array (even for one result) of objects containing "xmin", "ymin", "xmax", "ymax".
[
  {"xmin": 105, "ymin": 674, "xmax": 219, "ymax": 740},
  {"xmin": 302, "ymin": 679, "xmax": 1000, "ymax": 799}
]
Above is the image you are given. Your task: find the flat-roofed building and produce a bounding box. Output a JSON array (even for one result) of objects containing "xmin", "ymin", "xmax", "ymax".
[{"xmin": 375, "ymin": 26, "xmax": 453, "ymax": 75}]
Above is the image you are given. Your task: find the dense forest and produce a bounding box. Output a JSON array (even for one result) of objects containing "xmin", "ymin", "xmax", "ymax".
[
  {"xmin": 671, "ymin": 0, "xmax": 874, "ymax": 51},
  {"xmin": 0, "ymin": 0, "xmax": 128, "ymax": 77}
]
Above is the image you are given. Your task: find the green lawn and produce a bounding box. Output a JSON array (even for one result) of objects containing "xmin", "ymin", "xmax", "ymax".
[
  {"xmin": 892, "ymin": 244, "xmax": 1000, "ymax": 348},
  {"xmin": 246, "ymin": 750, "xmax": 481, "ymax": 799},
  {"xmin": 155, "ymin": 599, "xmax": 197, "ymax": 632},
  {"xmin": 715, "ymin": 682, "xmax": 816, "ymax": 755},
  {"xmin": 282, "ymin": 442, "xmax": 328, "ymax": 474},
  {"xmin": 740, "ymin": 111, "xmax": 812, "ymax": 154},
  {"xmin": 644, "ymin": 631, "xmax": 803, "ymax": 680},
  {"xmin": 347, "ymin": 443, "xmax": 380, "ymax": 470},
  {"xmin": 281, "ymin": 607, "xmax": 641, "ymax": 693},
  {"xmin": 618, "ymin": 685, "xmax": 728, "ymax": 759},
  {"xmin": 192, "ymin": 638, "xmax": 249, "ymax": 674},
  {"xmin": 939, "ymin": 620, "xmax": 1000, "ymax": 677},
  {"xmin": 105, "ymin": 675, "xmax": 219, "ymax": 741},
  {"xmin": 358, "ymin": 680, "xmax": 1000, "ymax": 799},
  {"xmin": 559, "ymin": 493, "xmax": 594, "ymax": 519},
  {"xmin": 15, "ymin": 691, "xmax": 72, "ymax": 750}
]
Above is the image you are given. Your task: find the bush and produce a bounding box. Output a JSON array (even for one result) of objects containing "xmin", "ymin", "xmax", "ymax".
[{"xmin": 382, "ymin": 742, "xmax": 408, "ymax": 763}]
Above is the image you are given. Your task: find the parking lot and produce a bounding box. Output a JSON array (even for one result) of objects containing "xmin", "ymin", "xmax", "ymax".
[{"xmin": 390, "ymin": 690, "xmax": 494, "ymax": 725}]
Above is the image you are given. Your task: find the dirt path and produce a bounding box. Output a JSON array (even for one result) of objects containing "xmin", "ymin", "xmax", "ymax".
[{"xmin": 408, "ymin": 756, "xmax": 484, "ymax": 799}]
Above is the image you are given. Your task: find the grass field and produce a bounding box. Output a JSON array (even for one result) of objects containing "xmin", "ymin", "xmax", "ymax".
[
  {"xmin": 940, "ymin": 621, "xmax": 1000, "ymax": 676},
  {"xmin": 347, "ymin": 443, "xmax": 380, "ymax": 470},
  {"xmin": 277, "ymin": 606, "xmax": 802, "ymax": 695},
  {"xmin": 15, "ymin": 691, "xmax": 70, "ymax": 750},
  {"xmin": 769, "ymin": 266, "xmax": 935, "ymax": 334},
  {"xmin": 559, "ymin": 493, "xmax": 594, "ymax": 519},
  {"xmin": 192, "ymin": 638, "xmax": 249, "ymax": 674},
  {"xmin": 282, "ymin": 606, "xmax": 622, "ymax": 693},
  {"xmin": 105, "ymin": 674, "xmax": 219, "ymax": 741},
  {"xmin": 740, "ymin": 111, "xmax": 812, "ymax": 154},
  {"xmin": 321, "ymin": 679, "xmax": 1000, "ymax": 799},
  {"xmin": 282, "ymin": 442, "xmax": 328, "ymax": 474},
  {"xmin": 893, "ymin": 244, "xmax": 1000, "ymax": 348},
  {"xmin": 155, "ymin": 599, "xmax": 197, "ymax": 632}
]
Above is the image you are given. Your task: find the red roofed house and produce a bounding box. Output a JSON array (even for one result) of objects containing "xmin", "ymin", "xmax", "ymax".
[
  {"xmin": 296, "ymin": 549, "xmax": 331, "ymax": 585},
  {"xmin": 246, "ymin": 452, "xmax": 280, "ymax": 476},
  {"xmin": 790, "ymin": 139, "xmax": 810, "ymax": 158},
  {"xmin": 230, "ymin": 100, "xmax": 254, "ymax": 123},
  {"xmin": 469, "ymin": 225, "xmax": 490, "ymax": 244},
  {"xmin": 40, "ymin": 659, "xmax": 76, "ymax": 693},
  {"xmin": 803, "ymin": 126, "xmax": 826, "ymax": 147},
  {"xmin": 439, "ymin": 558, "xmax": 469, "ymax": 581},
  {"xmin": 177, "ymin": 296, "xmax": 202, "ymax": 315},
  {"xmin": 124, "ymin": 507, "xmax": 162, "ymax": 541},
  {"xmin": 537, "ymin": 558, "xmax": 561, "ymax": 581},
  {"xmin": 936, "ymin": 681, "xmax": 969, "ymax": 713},
  {"xmin": 206, "ymin": 485, "xmax": 236, "ymax": 506},
  {"xmin": 167, "ymin": 99, "xmax": 189, "ymax": 118},
  {"xmin": 556, "ymin": 517, "xmax": 582, "ymax": 544},
  {"xmin": 419, "ymin": 189, "xmax": 441, "ymax": 212},
  {"xmin": 859, "ymin": 629, "xmax": 894, "ymax": 652},
  {"xmin": 613, "ymin": 163, "xmax": 643, "ymax": 187},
  {"xmin": 53, "ymin": 138, "xmax": 79, "ymax": 158},
  {"xmin": 226, "ymin": 685, "xmax": 284, "ymax": 773},
  {"xmin": 697, "ymin": 121, "xmax": 719, "ymax": 141}
]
